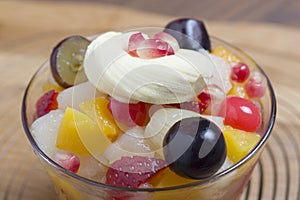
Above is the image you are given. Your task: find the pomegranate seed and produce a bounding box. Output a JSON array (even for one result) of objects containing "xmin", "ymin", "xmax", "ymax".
[
  {"xmin": 198, "ymin": 91, "xmax": 211, "ymax": 105},
  {"xmin": 174, "ymin": 91, "xmax": 213, "ymax": 114},
  {"xmin": 165, "ymin": 103, "xmax": 181, "ymax": 109},
  {"xmin": 36, "ymin": 90, "xmax": 59, "ymax": 118},
  {"xmin": 220, "ymin": 96, "xmax": 262, "ymax": 132},
  {"xmin": 54, "ymin": 151, "xmax": 80, "ymax": 173},
  {"xmin": 201, "ymin": 84, "xmax": 225, "ymax": 115},
  {"xmin": 136, "ymin": 39, "xmax": 174, "ymax": 58},
  {"xmin": 230, "ymin": 62, "xmax": 250, "ymax": 83},
  {"xmin": 153, "ymin": 32, "xmax": 179, "ymax": 52},
  {"xmin": 245, "ymin": 71, "xmax": 267, "ymax": 99},
  {"xmin": 128, "ymin": 32, "xmax": 145, "ymax": 57},
  {"xmin": 180, "ymin": 101, "xmax": 207, "ymax": 114}
]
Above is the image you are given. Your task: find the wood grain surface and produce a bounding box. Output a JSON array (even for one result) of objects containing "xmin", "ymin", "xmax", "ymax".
[
  {"xmin": 35, "ymin": 0, "xmax": 300, "ymax": 27},
  {"xmin": 0, "ymin": 0, "xmax": 300, "ymax": 199}
]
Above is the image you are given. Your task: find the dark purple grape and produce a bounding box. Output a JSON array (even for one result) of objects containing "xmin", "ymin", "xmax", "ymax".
[
  {"xmin": 164, "ymin": 18, "xmax": 211, "ymax": 51},
  {"xmin": 163, "ymin": 117, "xmax": 226, "ymax": 179},
  {"xmin": 50, "ymin": 36, "xmax": 90, "ymax": 88}
]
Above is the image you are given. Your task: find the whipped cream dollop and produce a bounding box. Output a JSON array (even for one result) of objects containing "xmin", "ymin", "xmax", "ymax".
[{"xmin": 84, "ymin": 31, "xmax": 218, "ymax": 104}]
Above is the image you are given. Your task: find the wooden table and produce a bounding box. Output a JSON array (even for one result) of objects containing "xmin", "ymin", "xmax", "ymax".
[{"xmin": 0, "ymin": 1, "xmax": 299, "ymax": 199}]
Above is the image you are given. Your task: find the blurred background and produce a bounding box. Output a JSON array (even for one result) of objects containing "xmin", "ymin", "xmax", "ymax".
[
  {"xmin": 1, "ymin": 1, "xmax": 300, "ymax": 200},
  {"xmin": 35, "ymin": 0, "xmax": 300, "ymax": 26}
]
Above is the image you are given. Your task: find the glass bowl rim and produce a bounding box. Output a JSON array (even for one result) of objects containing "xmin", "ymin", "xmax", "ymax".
[{"xmin": 21, "ymin": 36, "xmax": 276, "ymax": 193}]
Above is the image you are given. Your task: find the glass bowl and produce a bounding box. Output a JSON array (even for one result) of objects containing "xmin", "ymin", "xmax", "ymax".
[{"xmin": 21, "ymin": 36, "xmax": 276, "ymax": 200}]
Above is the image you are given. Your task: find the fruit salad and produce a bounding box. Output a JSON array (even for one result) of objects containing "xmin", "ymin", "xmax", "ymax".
[{"xmin": 28, "ymin": 18, "xmax": 270, "ymax": 199}]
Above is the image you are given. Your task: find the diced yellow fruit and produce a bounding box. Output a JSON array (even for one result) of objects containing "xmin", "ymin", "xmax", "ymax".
[
  {"xmin": 56, "ymin": 107, "xmax": 111, "ymax": 155},
  {"xmin": 43, "ymin": 83, "xmax": 63, "ymax": 92},
  {"xmin": 79, "ymin": 97, "xmax": 122, "ymax": 142},
  {"xmin": 222, "ymin": 125, "xmax": 261, "ymax": 163},
  {"xmin": 48, "ymin": 170, "xmax": 83, "ymax": 200},
  {"xmin": 212, "ymin": 46, "xmax": 242, "ymax": 63},
  {"xmin": 148, "ymin": 167, "xmax": 196, "ymax": 188},
  {"xmin": 228, "ymin": 83, "xmax": 249, "ymax": 99}
]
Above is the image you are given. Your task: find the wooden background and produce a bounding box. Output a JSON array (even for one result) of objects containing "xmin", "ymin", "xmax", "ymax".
[
  {"xmin": 0, "ymin": 0, "xmax": 300, "ymax": 199},
  {"xmin": 36, "ymin": 0, "xmax": 300, "ymax": 26}
]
